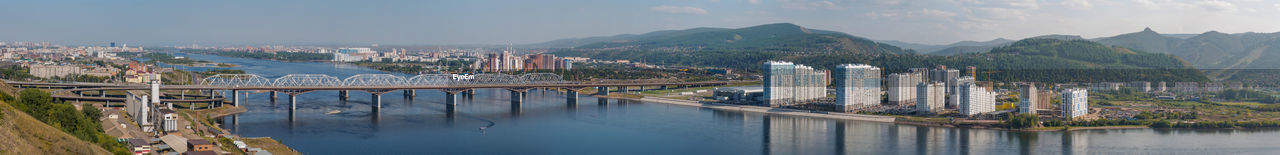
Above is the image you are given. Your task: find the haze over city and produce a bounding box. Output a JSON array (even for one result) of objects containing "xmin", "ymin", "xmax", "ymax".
[{"xmin": 4, "ymin": 0, "xmax": 1280, "ymax": 45}]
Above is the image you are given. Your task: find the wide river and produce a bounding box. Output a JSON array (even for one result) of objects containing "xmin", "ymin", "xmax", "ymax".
[{"xmin": 160, "ymin": 53, "xmax": 1280, "ymax": 154}]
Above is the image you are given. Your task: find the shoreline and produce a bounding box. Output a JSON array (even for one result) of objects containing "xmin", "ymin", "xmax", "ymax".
[
  {"xmin": 605, "ymin": 95, "xmax": 1155, "ymax": 132},
  {"xmin": 598, "ymin": 95, "xmax": 896, "ymax": 123}
]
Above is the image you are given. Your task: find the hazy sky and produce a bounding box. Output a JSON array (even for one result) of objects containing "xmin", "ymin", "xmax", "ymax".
[{"xmin": 3, "ymin": 0, "xmax": 1280, "ymax": 46}]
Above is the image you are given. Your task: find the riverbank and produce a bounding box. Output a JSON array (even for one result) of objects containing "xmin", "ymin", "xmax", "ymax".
[
  {"xmin": 242, "ymin": 137, "xmax": 302, "ymax": 155},
  {"xmin": 1024, "ymin": 125, "xmax": 1150, "ymax": 132},
  {"xmin": 610, "ymin": 95, "xmax": 1162, "ymax": 132},
  {"xmin": 599, "ymin": 95, "xmax": 896, "ymax": 123}
]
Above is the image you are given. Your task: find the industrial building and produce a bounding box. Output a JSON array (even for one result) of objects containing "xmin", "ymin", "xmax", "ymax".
[{"xmin": 713, "ymin": 86, "xmax": 765, "ymax": 104}]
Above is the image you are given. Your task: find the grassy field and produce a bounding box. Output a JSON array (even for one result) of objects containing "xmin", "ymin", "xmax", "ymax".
[
  {"xmin": 1103, "ymin": 99, "xmax": 1280, "ymax": 121},
  {"xmin": 242, "ymin": 137, "xmax": 301, "ymax": 155},
  {"xmin": 1217, "ymin": 101, "xmax": 1269, "ymax": 106}
]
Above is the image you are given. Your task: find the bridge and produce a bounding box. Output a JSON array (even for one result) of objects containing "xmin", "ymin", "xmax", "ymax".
[{"xmin": 10, "ymin": 73, "xmax": 733, "ymax": 112}]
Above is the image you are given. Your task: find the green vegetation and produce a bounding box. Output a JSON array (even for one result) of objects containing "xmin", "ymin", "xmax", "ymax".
[
  {"xmin": 990, "ymin": 39, "xmax": 1190, "ymax": 69},
  {"xmin": 351, "ymin": 60, "xmax": 473, "ymax": 74},
  {"xmin": 203, "ymin": 50, "xmax": 332, "ymax": 61},
  {"xmin": 52, "ymin": 74, "xmax": 112, "ymax": 83},
  {"xmin": 557, "ymin": 38, "xmax": 1208, "ymax": 83},
  {"xmin": 489, "ymin": 65, "xmax": 724, "ymax": 81},
  {"xmin": 1150, "ymin": 120, "xmax": 1280, "ymax": 128},
  {"xmin": 0, "ymin": 65, "xmax": 37, "ymax": 81},
  {"xmin": 574, "ymin": 23, "xmax": 914, "ymax": 55},
  {"xmin": 141, "ymin": 52, "xmax": 208, "ymax": 64},
  {"xmin": 1134, "ymin": 111, "xmax": 1198, "ymax": 120},
  {"xmin": 6, "ymin": 89, "xmax": 129, "ymax": 154},
  {"xmin": 197, "ymin": 69, "xmax": 246, "ymax": 77},
  {"xmin": 1005, "ymin": 114, "xmax": 1040, "ymax": 129},
  {"xmin": 1215, "ymin": 89, "xmax": 1280, "ymax": 103}
]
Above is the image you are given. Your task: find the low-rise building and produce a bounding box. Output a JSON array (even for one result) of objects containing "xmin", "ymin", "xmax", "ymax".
[
  {"xmin": 713, "ymin": 86, "xmax": 765, "ymax": 104},
  {"xmin": 128, "ymin": 139, "xmax": 151, "ymax": 155},
  {"xmin": 1127, "ymin": 81, "xmax": 1151, "ymax": 92},
  {"xmin": 28, "ymin": 64, "xmax": 82, "ymax": 78},
  {"xmin": 188, "ymin": 139, "xmax": 215, "ymax": 152}
]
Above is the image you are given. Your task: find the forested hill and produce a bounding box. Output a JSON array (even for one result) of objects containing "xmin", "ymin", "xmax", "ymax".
[
  {"xmin": 988, "ymin": 39, "xmax": 1193, "ymax": 69},
  {"xmin": 551, "ymin": 25, "xmax": 1208, "ymax": 83},
  {"xmin": 783, "ymin": 38, "xmax": 1206, "ymax": 83},
  {"xmin": 567, "ymin": 23, "xmax": 914, "ymax": 55}
]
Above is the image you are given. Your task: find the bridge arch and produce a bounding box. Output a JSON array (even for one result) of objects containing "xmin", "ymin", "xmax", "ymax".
[
  {"xmin": 342, "ymin": 74, "xmax": 407, "ymax": 86},
  {"xmin": 201, "ymin": 74, "xmax": 272, "ymax": 86},
  {"xmin": 407, "ymin": 74, "xmax": 454, "ymax": 86},
  {"xmin": 272, "ymin": 74, "xmax": 342, "ymax": 87},
  {"xmin": 518, "ymin": 73, "xmax": 564, "ymax": 84},
  {"xmin": 469, "ymin": 73, "xmax": 517, "ymax": 85}
]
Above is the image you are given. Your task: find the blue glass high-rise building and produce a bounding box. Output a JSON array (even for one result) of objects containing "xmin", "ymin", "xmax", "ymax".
[{"xmin": 833, "ymin": 64, "xmax": 880, "ymax": 112}]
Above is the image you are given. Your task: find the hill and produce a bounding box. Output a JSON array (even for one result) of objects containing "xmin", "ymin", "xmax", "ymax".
[
  {"xmin": 1094, "ymin": 28, "xmax": 1280, "ymax": 80},
  {"xmin": 551, "ymin": 23, "xmax": 1207, "ymax": 83},
  {"xmin": 523, "ymin": 27, "xmax": 729, "ymax": 48},
  {"xmin": 0, "ymin": 82, "xmax": 111, "ymax": 155},
  {"xmin": 783, "ymin": 38, "xmax": 1206, "ymax": 83},
  {"xmin": 880, "ymin": 38, "xmax": 1013, "ymax": 55},
  {"xmin": 565, "ymin": 23, "xmax": 914, "ymax": 55},
  {"xmin": 0, "ymin": 100, "xmax": 110, "ymax": 154}
]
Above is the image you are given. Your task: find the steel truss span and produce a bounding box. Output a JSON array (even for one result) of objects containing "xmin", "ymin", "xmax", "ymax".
[{"xmin": 200, "ymin": 73, "xmax": 567, "ymax": 87}]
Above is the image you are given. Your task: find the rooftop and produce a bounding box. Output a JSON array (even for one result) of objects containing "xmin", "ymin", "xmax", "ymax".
[
  {"xmin": 188, "ymin": 139, "xmax": 212, "ymax": 145},
  {"xmin": 837, "ymin": 64, "xmax": 877, "ymax": 69}
]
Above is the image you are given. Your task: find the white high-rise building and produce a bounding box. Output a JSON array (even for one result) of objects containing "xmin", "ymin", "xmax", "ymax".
[
  {"xmin": 1063, "ymin": 88, "xmax": 1089, "ymax": 119},
  {"xmin": 949, "ymin": 76, "xmax": 976, "ymax": 108},
  {"xmin": 959, "ymin": 82, "xmax": 996, "ymax": 116},
  {"xmin": 886, "ymin": 73, "xmax": 921, "ymax": 105},
  {"xmin": 763, "ymin": 61, "xmax": 828, "ymax": 107},
  {"xmin": 833, "ymin": 64, "xmax": 880, "ymax": 111},
  {"xmin": 1018, "ymin": 84, "xmax": 1038, "ymax": 115},
  {"xmin": 916, "ymin": 82, "xmax": 945, "ymax": 114}
]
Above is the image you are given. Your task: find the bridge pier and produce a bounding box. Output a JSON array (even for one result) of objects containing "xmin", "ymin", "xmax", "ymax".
[
  {"xmin": 445, "ymin": 91, "xmax": 458, "ymax": 105},
  {"xmin": 99, "ymin": 90, "xmax": 106, "ymax": 97},
  {"xmin": 510, "ymin": 90, "xmax": 523, "ymax": 104},
  {"xmin": 404, "ymin": 90, "xmax": 416, "ymax": 98},
  {"xmin": 372, "ymin": 93, "xmax": 383, "ymax": 109},
  {"xmin": 338, "ymin": 90, "xmax": 348, "ymax": 100},
  {"xmin": 567, "ymin": 91, "xmax": 578, "ymax": 104},
  {"xmin": 231, "ymin": 90, "xmax": 239, "ymax": 106},
  {"xmin": 288, "ymin": 94, "xmax": 297, "ymax": 111},
  {"xmin": 597, "ymin": 86, "xmax": 609, "ymax": 96},
  {"xmin": 660, "ymin": 85, "xmax": 668, "ymax": 90},
  {"xmin": 270, "ymin": 91, "xmax": 279, "ymax": 101}
]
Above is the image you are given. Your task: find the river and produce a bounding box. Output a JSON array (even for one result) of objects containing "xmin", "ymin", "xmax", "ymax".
[{"xmin": 159, "ymin": 53, "xmax": 1280, "ymax": 154}]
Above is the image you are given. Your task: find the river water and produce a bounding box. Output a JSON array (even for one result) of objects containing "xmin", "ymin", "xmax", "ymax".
[{"xmin": 160, "ymin": 53, "xmax": 1280, "ymax": 154}]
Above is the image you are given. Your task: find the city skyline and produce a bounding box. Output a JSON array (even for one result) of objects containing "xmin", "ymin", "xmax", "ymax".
[{"xmin": 3, "ymin": 0, "xmax": 1280, "ymax": 46}]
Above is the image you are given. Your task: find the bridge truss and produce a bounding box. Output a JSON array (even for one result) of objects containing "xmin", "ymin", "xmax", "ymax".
[{"xmin": 200, "ymin": 73, "xmax": 567, "ymax": 87}]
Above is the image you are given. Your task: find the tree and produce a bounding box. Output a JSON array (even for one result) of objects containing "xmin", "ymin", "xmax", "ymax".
[{"xmin": 1006, "ymin": 114, "xmax": 1040, "ymax": 129}]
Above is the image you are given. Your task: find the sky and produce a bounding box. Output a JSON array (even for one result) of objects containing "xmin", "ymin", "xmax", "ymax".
[{"xmin": 2, "ymin": 0, "xmax": 1280, "ymax": 46}]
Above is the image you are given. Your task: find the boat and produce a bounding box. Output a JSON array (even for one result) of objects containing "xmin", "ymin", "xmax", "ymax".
[{"xmin": 327, "ymin": 110, "xmax": 341, "ymax": 115}]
